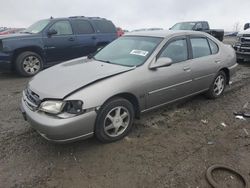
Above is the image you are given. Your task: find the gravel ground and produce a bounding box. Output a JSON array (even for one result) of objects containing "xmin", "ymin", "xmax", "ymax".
[{"xmin": 0, "ymin": 50, "xmax": 250, "ymax": 187}]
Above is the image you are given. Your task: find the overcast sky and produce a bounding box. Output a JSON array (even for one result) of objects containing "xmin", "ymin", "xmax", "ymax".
[{"xmin": 0, "ymin": 0, "xmax": 249, "ymax": 31}]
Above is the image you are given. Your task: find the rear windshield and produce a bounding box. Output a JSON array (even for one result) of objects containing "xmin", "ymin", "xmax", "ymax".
[{"xmin": 94, "ymin": 36, "xmax": 163, "ymax": 67}]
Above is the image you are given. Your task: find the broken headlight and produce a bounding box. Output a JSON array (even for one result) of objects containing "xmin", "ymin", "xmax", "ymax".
[{"xmin": 39, "ymin": 100, "xmax": 83, "ymax": 115}]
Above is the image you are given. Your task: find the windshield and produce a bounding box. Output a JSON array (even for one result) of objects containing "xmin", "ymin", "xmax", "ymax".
[
  {"xmin": 22, "ymin": 20, "xmax": 50, "ymax": 34},
  {"xmin": 171, "ymin": 22, "xmax": 196, "ymax": 30},
  {"xmin": 94, "ymin": 36, "xmax": 163, "ymax": 67}
]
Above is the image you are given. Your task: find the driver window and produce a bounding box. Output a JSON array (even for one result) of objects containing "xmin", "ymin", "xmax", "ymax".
[
  {"xmin": 159, "ymin": 39, "xmax": 188, "ymax": 63},
  {"xmin": 50, "ymin": 21, "xmax": 73, "ymax": 35}
]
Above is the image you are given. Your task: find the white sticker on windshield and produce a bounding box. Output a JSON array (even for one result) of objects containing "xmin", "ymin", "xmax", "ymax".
[{"xmin": 130, "ymin": 50, "xmax": 149, "ymax": 57}]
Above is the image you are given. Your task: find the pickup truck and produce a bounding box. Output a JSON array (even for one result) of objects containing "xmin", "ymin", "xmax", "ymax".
[
  {"xmin": 0, "ymin": 16, "xmax": 117, "ymax": 76},
  {"xmin": 170, "ymin": 21, "xmax": 224, "ymax": 41},
  {"xmin": 234, "ymin": 28, "xmax": 250, "ymax": 62}
]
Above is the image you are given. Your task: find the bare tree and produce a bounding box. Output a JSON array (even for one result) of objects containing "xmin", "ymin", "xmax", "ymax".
[{"xmin": 233, "ymin": 22, "xmax": 241, "ymax": 32}]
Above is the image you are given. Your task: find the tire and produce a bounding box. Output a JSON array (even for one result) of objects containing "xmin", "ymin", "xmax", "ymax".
[
  {"xmin": 206, "ymin": 71, "xmax": 227, "ymax": 99},
  {"xmin": 15, "ymin": 51, "xmax": 43, "ymax": 77},
  {"xmin": 95, "ymin": 97, "xmax": 135, "ymax": 143},
  {"xmin": 237, "ymin": 58, "xmax": 244, "ymax": 64}
]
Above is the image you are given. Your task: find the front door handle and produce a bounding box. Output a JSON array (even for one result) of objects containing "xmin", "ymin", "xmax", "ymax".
[
  {"xmin": 68, "ymin": 37, "xmax": 75, "ymax": 41},
  {"xmin": 183, "ymin": 67, "xmax": 191, "ymax": 72},
  {"xmin": 92, "ymin": 36, "xmax": 97, "ymax": 40}
]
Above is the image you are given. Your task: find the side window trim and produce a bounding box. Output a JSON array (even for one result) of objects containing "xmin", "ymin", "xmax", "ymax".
[
  {"xmin": 48, "ymin": 20, "xmax": 73, "ymax": 36},
  {"xmin": 207, "ymin": 38, "xmax": 219, "ymax": 55},
  {"xmin": 156, "ymin": 36, "xmax": 189, "ymax": 63},
  {"xmin": 188, "ymin": 35, "xmax": 212, "ymax": 59}
]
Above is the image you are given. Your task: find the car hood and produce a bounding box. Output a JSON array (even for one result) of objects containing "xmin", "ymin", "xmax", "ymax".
[
  {"xmin": 0, "ymin": 33, "xmax": 33, "ymax": 40},
  {"xmin": 238, "ymin": 29, "xmax": 250, "ymax": 35},
  {"xmin": 29, "ymin": 57, "xmax": 135, "ymax": 99}
]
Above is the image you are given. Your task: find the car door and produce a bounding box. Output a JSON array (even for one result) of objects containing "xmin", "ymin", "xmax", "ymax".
[
  {"xmin": 188, "ymin": 36, "xmax": 220, "ymax": 92},
  {"xmin": 146, "ymin": 36, "xmax": 193, "ymax": 109},
  {"xmin": 71, "ymin": 19, "xmax": 97, "ymax": 57},
  {"xmin": 43, "ymin": 20, "xmax": 77, "ymax": 64}
]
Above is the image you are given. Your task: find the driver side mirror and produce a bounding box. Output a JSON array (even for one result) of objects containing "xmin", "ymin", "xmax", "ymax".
[
  {"xmin": 149, "ymin": 57, "xmax": 172, "ymax": 69},
  {"xmin": 47, "ymin": 29, "xmax": 57, "ymax": 36},
  {"xmin": 195, "ymin": 27, "xmax": 203, "ymax": 31}
]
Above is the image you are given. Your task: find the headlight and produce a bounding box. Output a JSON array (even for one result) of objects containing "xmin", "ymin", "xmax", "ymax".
[
  {"xmin": 39, "ymin": 100, "xmax": 65, "ymax": 114},
  {"xmin": 39, "ymin": 100, "xmax": 83, "ymax": 115},
  {"xmin": 64, "ymin": 100, "xmax": 83, "ymax": 114}
]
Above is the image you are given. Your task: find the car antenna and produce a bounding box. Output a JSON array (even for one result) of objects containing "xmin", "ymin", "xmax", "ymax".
[{"xmin": 50, "ymin": 16, "xmax": 53, "ymax": 19}]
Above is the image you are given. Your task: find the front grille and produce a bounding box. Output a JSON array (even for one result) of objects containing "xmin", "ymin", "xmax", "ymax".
[
  {"xmin": 241, "ymin": 37, "xmax": 250, "ymax": 43},
  {"xmin": 24, "ymin": 88, "xmax": 41, "ymax": 110},
  {"xmin": 243, "ymin": 34, "xmax": 250, "ymax": 38}
]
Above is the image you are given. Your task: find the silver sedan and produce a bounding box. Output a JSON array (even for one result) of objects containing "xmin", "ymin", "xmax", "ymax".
[{"xmin": 21, "ymin": 30, "xmax": 237, "ymax": 143}]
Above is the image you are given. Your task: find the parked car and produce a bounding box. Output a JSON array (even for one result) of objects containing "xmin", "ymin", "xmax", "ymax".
[
  {"xmin": 0, "ymin": 28, "xmax": 25, "ymax": 35},
  {"xmin": 0, "ymin": 27, "xmax": 8, "ymax": 32},
  {"xmin": 0, "ymin": 16, "xmax": 117, "ymax": 76},
  {"xmin": 116, "ymin": 27, "xmax": 124, "ymax": 37},
  {"xmin": 170, "ymin": 21, "xmax": 224, "ymax": 41},
  {"xmin": 234, "ymin": 28, "xmax": 250, "ymax": 62},
  {"xmin": 21, "ymin": 30, "xmax": 237, "ymax": 143}
]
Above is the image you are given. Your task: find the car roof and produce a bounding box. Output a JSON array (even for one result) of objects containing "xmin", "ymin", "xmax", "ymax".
[
  {"xmin": 44, "ymin": 16, "xmax": 109, "ymax": 22},
  {"xmin": 125, "ymin": 30, "xmax": 207, "ymax": 38}
]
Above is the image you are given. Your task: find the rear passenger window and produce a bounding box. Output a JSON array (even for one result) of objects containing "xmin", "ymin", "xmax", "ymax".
[
  {"xmin": 208, "ymin": 39, "xmax": 219, "ymax": 54},
  {"xmin": 93, "ymin": 20, "xmax": 116, "ymax": 33},
  {"xmin": 73, "ymin": 20, "xmax": 94, "ymax": 34},
  {"xmin": 159, "ymin": 39, "xmax": 188, "ymax": 63},
  {"xmin": 50, "ymin": 21, "xmax": 73, "ymax": 35},
  {"xmin": 190, "ymin": 38, "xmax": 211, "ymax": 58}
]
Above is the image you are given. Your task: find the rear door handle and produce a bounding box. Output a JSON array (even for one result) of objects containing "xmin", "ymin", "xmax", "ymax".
[
  {"xmin": 215, "ymin": 60, "xmax": 221, "ymax": 64},
  {"xmin": 92, "ymin": 36, "xmax": 97, "ymax": 40},
  {"xmin": 68, "ymin": 37, "xmax": 75, "ymax": 41},
  {"xmin": 183, "ymin": 67, "xmax": 191, "ymax": 72}
]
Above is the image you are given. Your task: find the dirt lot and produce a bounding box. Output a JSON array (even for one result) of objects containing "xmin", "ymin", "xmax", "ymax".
[{"xmin": 1, "ymin": 45, "xmax": 250, "ymax": 187}]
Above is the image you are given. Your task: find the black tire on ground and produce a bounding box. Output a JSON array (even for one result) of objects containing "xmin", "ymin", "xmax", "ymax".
[
  {"xmin": 237, "ymin": 58, "xmax": 244, "ymax": 63},
  {"xmin": 15, "ymin": 51, "xmax": 43, "ymax": 77},
  {"xmin": 206, "ymin": 71, "xmax": 227, "ymax": 99},
  {"xmin": 95, "ymin": 97, "xmax": 135, "ymax": 143}
]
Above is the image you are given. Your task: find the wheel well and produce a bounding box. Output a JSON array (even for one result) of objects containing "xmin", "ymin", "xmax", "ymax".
[
  {"xmin": 107, "ymin": 93, "xmax": 141, "ymax": 119},
  {"xmin": 12, "ymin": 47, "xmax": 44, "ymax": 67},
  {"xmin": 220, "ymin": 68, "xmax": 230, "ymax": 84}
]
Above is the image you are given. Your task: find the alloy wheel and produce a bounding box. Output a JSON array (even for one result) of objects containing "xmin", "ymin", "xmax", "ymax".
[
  {"xmin": 104, "ymin": 106, "xmax": 130, "ymax": 137},
  {"xmin": 213, "ymin": 75, "xmax": 225, "ymax": 96},
  {"xmin": 23, "ymin": 55, "xmax": 41, "ymax": 74}
]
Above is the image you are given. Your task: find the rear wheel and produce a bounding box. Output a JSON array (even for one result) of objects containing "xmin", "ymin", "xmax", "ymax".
[
  {"xmin": 95, "ymin": 98, "xmax": 135, "ymax": 143},
  {"xmin": 15, "ymin": 51, "xmax": 43, "ymax": 77},
  {"xmin": 206, "ymin": 71, "xmax": 226, "ymax": 99}
]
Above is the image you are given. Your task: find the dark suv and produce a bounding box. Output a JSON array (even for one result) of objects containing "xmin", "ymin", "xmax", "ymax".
[{"xmin": 0, "ymin": 16, "xmax": 117, "ymax": 76}]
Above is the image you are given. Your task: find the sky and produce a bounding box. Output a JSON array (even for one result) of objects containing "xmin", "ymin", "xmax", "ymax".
[{"xmin": 0, "ymin": 0, "xmax": 250, "ymax": 31}]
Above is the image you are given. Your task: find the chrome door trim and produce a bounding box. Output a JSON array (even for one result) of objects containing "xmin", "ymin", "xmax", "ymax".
[{"xmin": 148, "ymin": 79, "xmax": 193, "ymax": 95}]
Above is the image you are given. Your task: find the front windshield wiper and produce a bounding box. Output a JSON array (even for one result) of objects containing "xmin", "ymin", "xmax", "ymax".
[
  {"xmin": 93, "ymin": 57, "xmax": 135, "ymax": 68},
  {"xmin": 93, "ymin": 57, "xmax": 113, "ymax": 64},
  {"xmin": 20, "ymin": 31, "xmax": 33, "ymax": 34}
]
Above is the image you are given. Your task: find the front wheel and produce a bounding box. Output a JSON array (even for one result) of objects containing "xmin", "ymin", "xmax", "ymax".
[
  {"xmin": 206, "ymin": 71, "xmax": 226, "ymax": 99},
  {"xmin": 15, "ymin": 51, "xmax": 43, "ymax": 77},
  {"xmin": 95, "ymin": 98, "xmax": 135, "ymax": 143}
]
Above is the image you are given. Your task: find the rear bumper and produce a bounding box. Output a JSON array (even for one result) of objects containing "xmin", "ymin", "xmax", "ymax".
[
  {"xmin": 228, "ymin": 63, "xmax": 238, "ymax": 81},
  {"xmin": 0, "ymin": 52, "xmax": 12, "ymax": 71}
]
